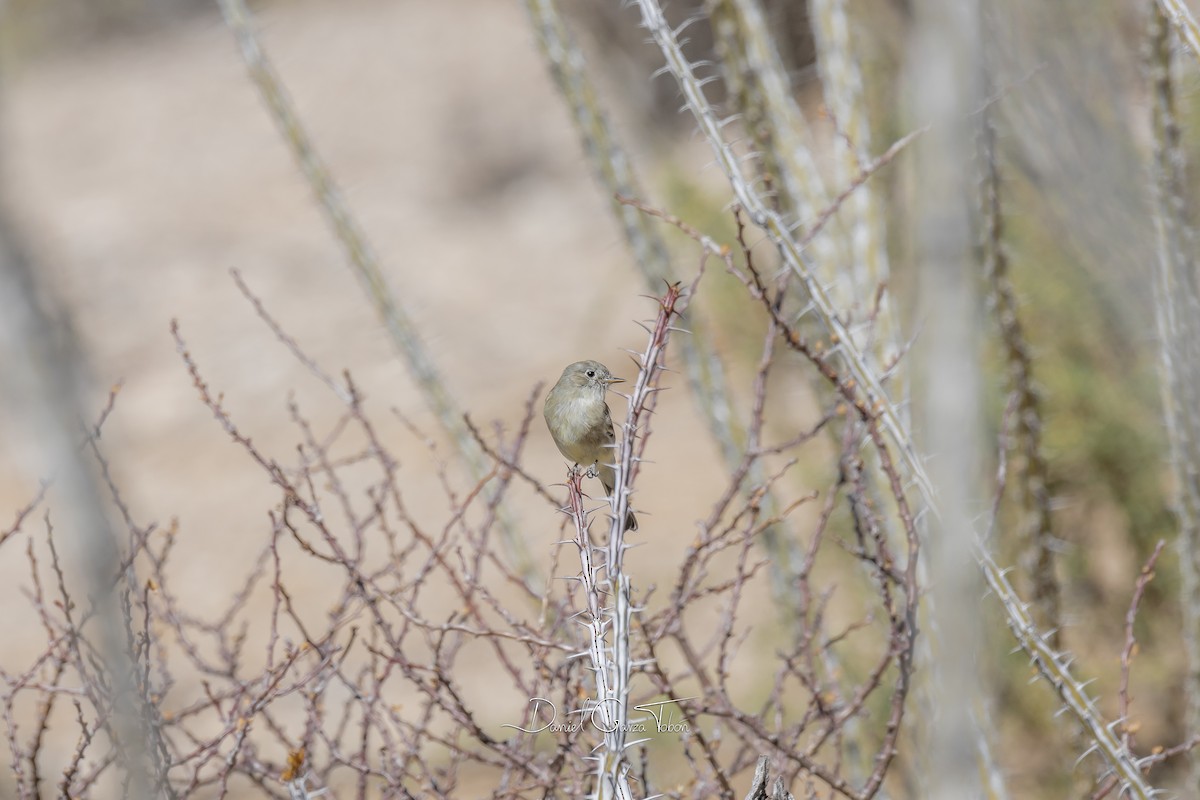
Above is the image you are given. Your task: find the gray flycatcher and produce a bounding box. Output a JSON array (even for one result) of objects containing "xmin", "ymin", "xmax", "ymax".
[{"xmin": 543, "ymin": 360, "xmax": 638, "ymax": 531}]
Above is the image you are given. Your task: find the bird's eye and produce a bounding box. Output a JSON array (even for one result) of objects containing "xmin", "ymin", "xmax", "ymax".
[{"xmin": 586, "ymin": 370, "xmax": 596, "ymax": 378}]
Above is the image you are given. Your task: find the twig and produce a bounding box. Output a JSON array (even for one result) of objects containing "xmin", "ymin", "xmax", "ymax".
[{"xmin": 1119, "ymin": 540, "xmax": 1166, "ymax": 752}]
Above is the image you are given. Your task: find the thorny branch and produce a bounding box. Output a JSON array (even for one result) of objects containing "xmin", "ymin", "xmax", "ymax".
[{"xmin": 2, "ymin": 3, "xmax": 1196, "ymax": 798}]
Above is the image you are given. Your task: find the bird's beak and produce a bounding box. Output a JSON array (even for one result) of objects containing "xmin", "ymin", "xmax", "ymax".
[{"xmin": 606, "ymin": 377, "xmax": 626, "ymax": 385}]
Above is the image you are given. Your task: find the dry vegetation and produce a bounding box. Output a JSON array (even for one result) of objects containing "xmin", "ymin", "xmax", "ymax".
[{"xmin": 3, "ymin": 0, "xmax": 1200, "ymax": 798}]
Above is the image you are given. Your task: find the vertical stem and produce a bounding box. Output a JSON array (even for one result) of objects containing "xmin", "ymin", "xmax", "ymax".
[
  {"xmin": 979, "ymin": 96, "xmax": 1061, "ymax": 645},
  {"xmin": 564, "ymin": 284, "xmax": 683, "ymax": 799},
  {"xmin": 1146, "ymin": 2, "xmax": 1200, "ymax": 786},
  {"xmin": 908, "ymin": 0, "xmax": 984, "ymax": 795},
  {"xmin": 566, "ymin": 471, "xmax": 633, "ymax": 800},
  {"xmin": 810, "ymin": 0, "xmax": 900, "ymax": 357},
  {"xmin": 0, "ymin": 221, "xmax": 169, "ymax": 796},
  {"xmin": 708, "ymin": 0, "xmax": 843, "ymax": 275}
]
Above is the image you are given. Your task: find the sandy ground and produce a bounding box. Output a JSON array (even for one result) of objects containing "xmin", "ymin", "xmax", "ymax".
[{"xmin": 0, "ymin": 0, "xmax": 760, "ymax": 791}]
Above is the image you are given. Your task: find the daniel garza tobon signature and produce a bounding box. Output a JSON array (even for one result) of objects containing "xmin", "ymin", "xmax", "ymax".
[{"xmin": 502, "ymin": 697, "xmax": 695, "ymax": 735}]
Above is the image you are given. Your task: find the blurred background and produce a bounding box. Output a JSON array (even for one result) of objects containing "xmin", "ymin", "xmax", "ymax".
[{"xmin": 0, "ymin": 0, "xmax": 1191, "ymax": 796}]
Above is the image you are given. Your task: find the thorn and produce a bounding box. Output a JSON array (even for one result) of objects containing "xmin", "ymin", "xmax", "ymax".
[{"xmin": 1073, "ymin": 744, "xmax": 1099, "ymax": 768}]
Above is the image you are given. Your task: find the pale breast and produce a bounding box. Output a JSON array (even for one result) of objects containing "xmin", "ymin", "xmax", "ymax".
[{"xmin": 545, "ymin": 391, "xmax": 613, "ymax": 465}]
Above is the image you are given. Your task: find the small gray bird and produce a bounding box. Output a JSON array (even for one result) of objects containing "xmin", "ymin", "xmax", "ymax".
[{"xmin": 544, "ymin": 360, "xmax": 638, "ymax": 531}]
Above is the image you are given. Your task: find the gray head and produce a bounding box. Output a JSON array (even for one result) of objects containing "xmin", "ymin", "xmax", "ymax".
[{"xmin": 557, "ymin": 360, "xmax": 624, "ymax": 395}]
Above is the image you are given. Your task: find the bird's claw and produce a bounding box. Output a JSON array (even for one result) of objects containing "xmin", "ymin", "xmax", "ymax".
[{"xmin": 568, "ymin": 463, "xmax": 598, "ymax": 480}]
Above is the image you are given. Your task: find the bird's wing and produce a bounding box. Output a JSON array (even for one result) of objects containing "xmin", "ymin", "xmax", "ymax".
[
  {"xmin": 598, "ymin": 403, "xmax": 618, "ymax": 493},
  {"xmin": 599, "ymin": 404, "xmax": 637, "ymax": 531}
]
